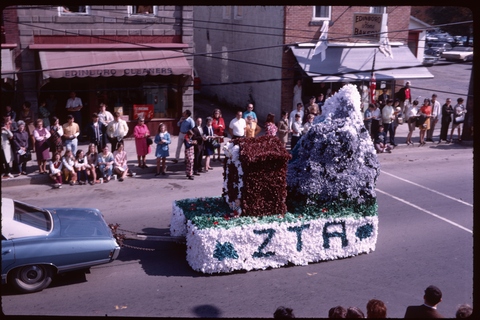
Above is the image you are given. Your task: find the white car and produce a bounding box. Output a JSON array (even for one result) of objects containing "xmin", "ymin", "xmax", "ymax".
[{"xmin": 441, "ymin": 46, "xmax": 473, "ymax": 62}]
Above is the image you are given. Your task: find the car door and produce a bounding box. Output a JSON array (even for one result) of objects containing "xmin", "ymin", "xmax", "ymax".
[{"xmin": 1, "ymin": 238, "xmax": 16, "ymax": 278}]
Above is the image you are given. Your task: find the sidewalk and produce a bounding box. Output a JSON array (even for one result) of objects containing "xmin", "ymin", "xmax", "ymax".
[{"xmin": 1, "ymin": 95, "xmax": 471, "ymax": 187}]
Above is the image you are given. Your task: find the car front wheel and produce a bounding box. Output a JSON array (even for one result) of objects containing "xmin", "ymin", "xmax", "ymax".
[{"xmin": 10, "ymin": 265, "xmax": 53, "ymax": 293}]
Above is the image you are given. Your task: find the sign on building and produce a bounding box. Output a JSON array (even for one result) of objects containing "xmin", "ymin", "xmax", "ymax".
[{"xmin": 353, "ymin": 13, "xmax": 383, "ymax": 40}]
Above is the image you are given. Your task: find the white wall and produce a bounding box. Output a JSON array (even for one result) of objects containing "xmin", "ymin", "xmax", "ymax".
[{"xmin": 194, "ymin": 6, "xmax": 284, "ymax": 122}]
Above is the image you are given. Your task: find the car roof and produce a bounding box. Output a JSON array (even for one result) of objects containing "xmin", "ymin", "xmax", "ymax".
[{"xmin": 1, "ymin": 198, "xmax": 53, "ymax": 240}]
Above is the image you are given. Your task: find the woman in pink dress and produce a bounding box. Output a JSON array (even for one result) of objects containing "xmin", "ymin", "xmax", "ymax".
[
  {"xmin": 33, "ymin": 119, "xmax": 51, "ymax": 174},
  {"xmin": 133, "ymin": 117, "xmax": 151, "ymax": 168},
  {"xmin": 264, "ymin": 113, "xmax": 278, "ymax": 136}
]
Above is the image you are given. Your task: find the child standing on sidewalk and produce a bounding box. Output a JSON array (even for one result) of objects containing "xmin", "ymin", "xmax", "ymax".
[{"xmin": 154, "ymin": 123, "xmax": 171, "ymax": 176}]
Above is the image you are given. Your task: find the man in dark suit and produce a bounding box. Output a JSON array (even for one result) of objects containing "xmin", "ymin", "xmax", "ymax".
[
  {"xmin": 191, "ymin": 116, "xmax": 205, "ymax": 175},
  {"xmin": 377, "ymin": 88, "xmax": 390, "ymax": 111},
  {"xmin": 404, "ymin": 285, "xmax": 444, "ymax": 318},
  {"xmin": 86, "ymin": 113, "xmax": 107, "ymax": 153}
]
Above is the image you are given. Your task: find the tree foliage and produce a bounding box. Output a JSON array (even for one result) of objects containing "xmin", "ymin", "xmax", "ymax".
[{"xmin": 412, "ymin": 6, "xmax": 473, "ymax": 36}]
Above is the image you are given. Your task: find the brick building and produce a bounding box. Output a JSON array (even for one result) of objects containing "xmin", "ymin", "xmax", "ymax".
[
  {"xmin": 2, "ymin": 5, "xmax": 195, "ymax": 135},
  {"xmin": 194, "ymin": 6, "xmax": 433, "ymax": 121}
]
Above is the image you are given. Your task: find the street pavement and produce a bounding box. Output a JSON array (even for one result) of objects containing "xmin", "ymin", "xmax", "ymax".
[{"xmin": 1, "ymin": 93, "xmax": 470, "ymax": 188}]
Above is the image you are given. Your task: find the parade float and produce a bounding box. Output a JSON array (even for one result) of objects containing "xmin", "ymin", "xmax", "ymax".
[{"xmin": 170, "ymin": 84, "xmax": 380, "ymax": 274}]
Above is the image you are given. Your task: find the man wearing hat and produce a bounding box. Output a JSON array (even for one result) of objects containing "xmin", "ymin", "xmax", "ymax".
[
  {"xmin": 404, "ymin": 285, "xmax": 444, "ymax": 318},
  {"xmin": 396, "ymin": 81, "xmax": 412, "ymax": 115}
]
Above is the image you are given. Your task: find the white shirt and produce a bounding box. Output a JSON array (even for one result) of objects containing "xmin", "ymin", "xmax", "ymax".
[
  {"xmin": 431, "ymin": 100, "xmax": 441, "ymax": 121},
  {"xmin": 292, "ymin": 120, "xmax": 304, "ymax": 137},
  {"xmin": 98, "ymin": 110, "xmax": 114, "ymax": 125},
  {"xmin": 66, "ymin": 97, "xmax": 83, "ymax": 109},
  {"xmin": 229, "ymin": 117, "xmax": 246, "ymax": 137},
  {"xmin": 289, "ymin": 109, "xmax": 304, "ymax": 129},
  {"xmin": 382, "ymin": 105, "xmax": 395, "ymax": 124}
]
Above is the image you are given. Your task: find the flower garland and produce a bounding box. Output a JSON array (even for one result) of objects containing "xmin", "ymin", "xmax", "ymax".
[{"xmin": 170, "ymin": 197, "xmax": 377, "ymax": 235}]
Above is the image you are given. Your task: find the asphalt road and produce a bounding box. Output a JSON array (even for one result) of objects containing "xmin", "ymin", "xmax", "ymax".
[{"xmin": 1, "ymin": 61, "xmax": 474, "ymax": 318}]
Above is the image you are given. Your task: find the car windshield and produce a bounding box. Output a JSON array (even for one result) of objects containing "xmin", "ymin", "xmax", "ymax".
[
  {"xmin": 452, "ymin": 47, "xmax": 472, "ymax": 52},
  {"xmin": 14, "ymin": 201, "xmax": 52, "ymax": 231}
]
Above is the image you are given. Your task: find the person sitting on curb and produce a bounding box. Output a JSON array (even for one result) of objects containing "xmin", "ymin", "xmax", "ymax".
[{"xmin": 374, "ymin": 125, "xmax": 392, "ymax": 154}]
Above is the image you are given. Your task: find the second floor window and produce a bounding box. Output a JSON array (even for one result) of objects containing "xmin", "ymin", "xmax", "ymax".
[
  {"xmin": 370, "ymin": 6, "xmax": 386, "ymax": 14},
  {"xmin": 59, "ymin": 6, "xmax": 91, "ymax": 15},
  {"xmin": 128, "ymin": 5, "xmax": 158, "ymax": 16},
  {"xmin": 313, "ymin": 6, "xmax": 331, "ymax": 20}
]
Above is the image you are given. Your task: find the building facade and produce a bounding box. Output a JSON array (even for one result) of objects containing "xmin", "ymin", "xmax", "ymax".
[
  {"xmin": 194, "ymin": 6, "xmax": 433, "ymax": 121},
  {"xmin": 2, "ymin": 5, "xmax": 194, "ymax": 135}
]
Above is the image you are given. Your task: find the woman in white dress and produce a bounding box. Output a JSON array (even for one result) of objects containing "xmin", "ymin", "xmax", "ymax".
[{"xmin": 293, "ymin": 79, "xmax": 303, "ymax": 109}]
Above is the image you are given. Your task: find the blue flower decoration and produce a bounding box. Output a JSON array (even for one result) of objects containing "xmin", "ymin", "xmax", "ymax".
[
  {"xmin": 213, "ymin": 241, "xmax": 239, "ymax": 261},
  {"xmin": 355, "ymin": 223, "xmax": 373, "ymax": 240}
]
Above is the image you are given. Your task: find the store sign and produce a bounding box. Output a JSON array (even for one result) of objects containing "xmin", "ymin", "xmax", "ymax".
[
  {"xmin": 63, "ymin": 68, "xmax": 174, "ymax": 78},
  {"xmin": 133, "ymin": 104, "xmax": 154, "ymax": 120},
  {"xmin": 353, "ymin": 13, "xmax": 383, "ymax": 40}
]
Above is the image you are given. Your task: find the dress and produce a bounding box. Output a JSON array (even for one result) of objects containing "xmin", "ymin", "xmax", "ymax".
[
  {"xmin": 451, "ymin": 103, "xmax": 466, "ymax": 129},
  {"xmin": 133, "ymin": 124, "xmax": 150, "ymax": 156},
  {"xmin": 113, "ymin": 150, "xmax": 128, "ymax": 172},
  {"xmin": 49, "ymin": 125, "xmax": 64, "ymax": 154},
  {"xmin": 265, "ymin": 122, "xmax": 278, "ymax": 136},
  {"xmin": 419, "ymin": 105, "xmax": 432, "ymax": 130},
  {"xmin": 33, "ymin": 127, "xmax": 51, "ymax": 161},
  {"xmin": 1, "ymin": 127, "xmax": 13, "ymax": 162},
  {"xmin": 276, "ymin": 118, "xmax": 289, "ymax": 145},
  {"xmin": 203, "ymin": 125, "xmax": 215, "ymax": 156},
  {"xmin": 154, "ymin": 132, "xmax": 171, "ymax": 158},
  {"xmin": 293, "ymin": 83, "xmax": 302, "ymax": 108},
  {"xmin": 212, "ymin": 117, "xmax": 225, "ymax": 143}
]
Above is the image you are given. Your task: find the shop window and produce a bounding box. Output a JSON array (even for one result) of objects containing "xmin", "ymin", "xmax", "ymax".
[
  {"xmin": 58, "ymin": 6, "xmax": 91, "ymax": 15},
  {"xmin": 128, "ymin": 5, "xmax": 158, "ymax": 16},
  {"xmin": 312, "ymin": 6, "xmax": 331, "ymax": 21},
  {"xmin": 370, "ymin": 6, "xmax": 386, "ymax": 14}
]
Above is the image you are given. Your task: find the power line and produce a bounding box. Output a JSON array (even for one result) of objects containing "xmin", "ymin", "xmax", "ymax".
[
  {"xmin": 2, "ymin": 5, "xmax": 473, "ymax": 99},
  {"xmin": 3, "ymin": 5, "xmax": 473, "ymax": 45}
]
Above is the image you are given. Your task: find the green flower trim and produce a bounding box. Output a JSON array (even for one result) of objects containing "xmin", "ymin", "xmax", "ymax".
[{"xmin": 176, "ymin": 197, "xmax": 377, "ymax": 230}]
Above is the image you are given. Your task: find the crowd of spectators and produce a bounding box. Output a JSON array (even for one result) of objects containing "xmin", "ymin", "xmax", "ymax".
[
  {"xmin": 1, "ymin": 87, "xmax": 469, "ymax": 184},
  {"xmin": 364, "ymin": 85, "xmax": 467, "ymax": 154},
  {"xmin": 273, "ymin": 285, "xmax": 473, "ymax": 318}
]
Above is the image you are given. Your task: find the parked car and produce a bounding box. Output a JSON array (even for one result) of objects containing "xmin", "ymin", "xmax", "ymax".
[
  {"xmin": 424, "ymin": 42, "xmax": 452, "ymax": 57},
  {"xmin": 423, "ymin": 54, "xmax": 439, "ymax": 66},
  {"xmin": 441, "ymin": 46, "xmax": 473, "ymax": 62},
  {"xmin": 453, "ymin": 36, "xmax": 464, "ymax": 46},
  {"xmin": 1, "ymin": 198, "xmax": 121, "ymax": 293}
]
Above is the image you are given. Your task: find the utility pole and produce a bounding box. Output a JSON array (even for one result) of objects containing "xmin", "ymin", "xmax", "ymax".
[{"xmin": 461, "ymin": 69, "xmax": 473, "ymax": 141}]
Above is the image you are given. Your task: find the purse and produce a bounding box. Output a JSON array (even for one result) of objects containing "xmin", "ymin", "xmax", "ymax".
[
  {"xmin": 416, "ymin": 115, "xmax": 427, "ymax": 128},
  {"xmin": 146, "ymin": 137, "xmax": 153, "ymax": 145},
  {"xmin": 455, "ymin": 115, "xmax": 465, "ymax": 123},
  {"xmin": 21, "ymin": 150, "xmax": 32, "ymax": 162},
  {"xmin": 211, "ymin": 139, "xmax": 220, "ymax": 149}
]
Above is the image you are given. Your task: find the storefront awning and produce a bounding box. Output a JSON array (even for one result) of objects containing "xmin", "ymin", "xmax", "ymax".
[
  {"xmin": 1, "ymin": 49, "xmax": 16, "ymax": 80},
  {"xmin": 38, "ymin": 50, "xmax": 192, "ymax": 79},
  {"xmin": 291, "ymin": 45, "xmax": 434, "ymax": 82}
]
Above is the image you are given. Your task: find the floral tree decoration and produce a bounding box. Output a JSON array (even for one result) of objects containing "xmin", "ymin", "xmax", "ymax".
[{"xmin": 287, "ymin": 84, "xmax": 380, "ymax": 212}]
